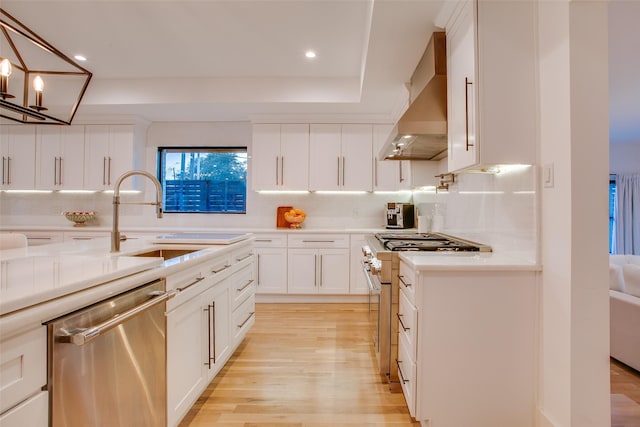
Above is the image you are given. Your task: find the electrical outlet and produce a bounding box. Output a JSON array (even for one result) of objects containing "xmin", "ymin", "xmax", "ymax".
[{"xmin": 352, "ymin": 208, "xmax": 359, "ymax": 217}]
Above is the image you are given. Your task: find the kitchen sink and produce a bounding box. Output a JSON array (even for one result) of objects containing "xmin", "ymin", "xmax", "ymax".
[{"xmin": 131, "ymin": 248, "xmax": 200, "ymax": 261}]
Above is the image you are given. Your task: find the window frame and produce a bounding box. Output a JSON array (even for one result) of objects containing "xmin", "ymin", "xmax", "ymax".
[{"xmin": 157, "ymin": 146, "xmax": 248, "ymax": 214}]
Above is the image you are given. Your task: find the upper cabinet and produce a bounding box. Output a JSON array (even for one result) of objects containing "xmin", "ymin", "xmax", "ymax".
[
  {"xmin": 309, "ymin": 124, "xmax": 373, "ymax": 191},
  {"xmin": 446, "ymin": 0, "xmax": 537, "ymax": 172},
  {"xmin": 373, "ymin": 124, "xmax": 413, "ymax": 190},
  {"xmin": 0, "ymin": 126, "xmax": 36, "ymax": 190},
  {"xmin": 252, "ymin": 124, "xmax": 309, "ymax": 191},
  {"xmin": 84, "ymin": 125, "xmax": 135, "ymax": 191},
  {"xmin": 35, "ymin": 126, "xmax": 85, "ymax": 190}
]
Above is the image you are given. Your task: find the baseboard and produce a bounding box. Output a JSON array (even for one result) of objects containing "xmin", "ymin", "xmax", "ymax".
[{"xmin": 255, "ymin": 294, "xmax": 369, "ymax": 303}]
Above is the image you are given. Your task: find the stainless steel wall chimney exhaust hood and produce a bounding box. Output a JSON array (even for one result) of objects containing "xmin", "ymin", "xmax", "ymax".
[{"xmin": 380, "ymin": 32, "xmax": 447, "ymax": 161}]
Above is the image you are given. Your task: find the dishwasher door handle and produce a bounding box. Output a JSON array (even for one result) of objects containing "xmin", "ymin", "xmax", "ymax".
[{"xmin": 58, "ymin": 289, "xmax": 177, "ymax": 346}]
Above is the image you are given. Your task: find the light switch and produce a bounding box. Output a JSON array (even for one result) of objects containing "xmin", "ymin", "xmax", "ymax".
[{"xmin": 543, "ymin": 163, "xmax": 554, "ymax": 188}]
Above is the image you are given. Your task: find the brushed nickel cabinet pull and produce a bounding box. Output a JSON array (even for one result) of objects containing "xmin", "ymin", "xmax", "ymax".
[
  {"xmin": 397, "ymin": 313, "xmax": 410, "ymax": 331},
  {"xmin": 204, "ymin": 301, "xmax": 216, "ymax": 368},
  {"xmin": 398, "ymin": 275, "xmax": 412, "ymax": 288},
  {"xmin": 237, "ymin": 279, "xmax": 254, "ymax": 292},
  {"xmin": 465, "ymin": 77, "xmax": 475, "ymax": 151},
  {"xmin": 256, "ymin": 254, "xmax": 261, "ymax": 285},
  {"xmin": 236, "ymin": 253, "xmax": 253, "ymax": 262},
  {"xmin": 176, "ymin": 275, "xmax": 205, "ymax": 292},
  {"xmin": 396, "ymin": 359, "xmax": 409, "ymax": 384},
  {"xmin": 237, "ymin": 312, "xmax": 255, "ymax": 329},
  {"xmin": 211, "ymin": 264, "xmax": 231, "ymax": 274}
]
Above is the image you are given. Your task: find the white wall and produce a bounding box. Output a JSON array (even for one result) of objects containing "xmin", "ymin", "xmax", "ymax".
[
  {"xmin": 537, "ymin": 1, "xmax": 610, "ymax": 426},
  {"xmin": 610, "ymin": 142, "xmax": 640, "ymax": 174}
]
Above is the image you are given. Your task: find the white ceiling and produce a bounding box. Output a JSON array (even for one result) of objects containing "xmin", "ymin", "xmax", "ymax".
[{"xmin": 1, "ymin": 0, "xmax": 639, "ymax": 145}]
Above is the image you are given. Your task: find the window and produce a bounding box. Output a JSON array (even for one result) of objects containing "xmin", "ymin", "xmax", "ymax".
[
  {"xmin": 158, "ymin": 147, "xmax": 247, "ymax": 213},
  {"xmin": 609, "ymin": 175, "xmax": 616, "ymax": 253}
]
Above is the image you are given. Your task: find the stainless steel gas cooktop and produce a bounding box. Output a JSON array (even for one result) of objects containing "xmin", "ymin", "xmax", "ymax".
[{"xmin": 374, "ymin": 232, "xmax": 492, "ymax": 252}]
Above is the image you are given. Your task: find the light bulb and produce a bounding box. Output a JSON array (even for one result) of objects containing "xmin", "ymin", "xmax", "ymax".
[
  {"xmin": 34, "ymin": 76, "xmax": 44, "ymax": 92},
  {"xmin": 0, "ymin": 59, "xmax": 11, "ymax": 77}
]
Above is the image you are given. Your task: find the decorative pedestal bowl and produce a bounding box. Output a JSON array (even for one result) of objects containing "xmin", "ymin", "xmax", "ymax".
[
  {"xmin": 284, "ymin": 212, "xmax": 306, "ymax": 229},
  {"xmin": 63, "ymin": 211, "xmax": 96, "ymax": 227}
]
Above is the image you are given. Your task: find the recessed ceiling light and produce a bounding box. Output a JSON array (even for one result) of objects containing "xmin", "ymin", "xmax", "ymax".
[
  {"xmin": 305, "ymin": 50, "xmax": 317, "ymax": 59},
  {"xmin": 74, "ymin": 55, "xmax": 87, "ymax": 61}
]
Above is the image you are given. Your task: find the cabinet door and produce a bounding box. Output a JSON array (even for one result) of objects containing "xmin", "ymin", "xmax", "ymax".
[
  {"xmin": 0, "ymin": 390, "xmax": 48, "ymax": 427},
  {"xmin": 287, "ymin": 248, "xmax": 318, "ymax": 294},
  {"xmin": 84, "ymin": 125, "xmax": 134, "ymax": 190},
  {"xmin": 317, "ymin": 248, "xmax": 350, "ymax": 294},
  {"xmin": 203, "ymin": 282, "xmax": 231, "ymax": 381},
  {"xmin": 373, "ymin": 124, "xmax": 399, "ymax": 190},
  {"xmin": 251, "ymin": 124, "xmax": 281, "ymax": 191},
  {"xmin": 0, "ymin": 126, "xmax": 36, "ymax": 190},
  {"xmin": 36, "ymin": 126, "xmax": 84, "ymax": 190},
  {"xmin": 447, "ymin": 1, "xmax": 478, "ymax": 172},
  {"xmin": 309, "ymin": 124, "xmax": 341, "ymax": 191},
  {"xmin": 280, "ymin": 124, "xmax": 309, "ymax": 190},
  {"xmin": 167, "ymin": 295, "xmax": 206, "ymax": 427},
  {"xmin": 84, "ymin": 125, "xmax": 110, "ymax": 190},
  {"xmin": 341, "ymin": 124, "xmax": 372, "ymax": 191},
  {"xmin": 107, "ymin": 125, "xmax": 135, "ymax": 189},
  {"xmin": 254, "ymin": 247, "xmax": 287, "ymax": 294}
]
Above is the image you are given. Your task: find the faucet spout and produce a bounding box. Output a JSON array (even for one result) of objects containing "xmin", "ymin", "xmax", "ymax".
[{"xmin": 111, "ymin": 170, "xmax": 163, "ymax": 252}]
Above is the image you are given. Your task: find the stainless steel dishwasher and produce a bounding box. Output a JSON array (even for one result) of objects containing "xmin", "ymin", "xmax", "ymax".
[{"xmin": 46, "ymin": 278, "xmax": 172, "ymax": 427}]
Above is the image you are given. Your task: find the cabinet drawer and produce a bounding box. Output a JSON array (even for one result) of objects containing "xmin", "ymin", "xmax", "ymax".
[
  {"xmin": 253, "ymin": 234, "xmax": 287, "ymax": 248},
  {"xmin": 0, "ymin": 326, "xmax": 47, "ymax": 414},
  {"xmin": 63, "ymin": 231, "xmax": 110, "ymax": 241},
  {"xmin": 232, "ymin": 294, "xmax": 255, "ymax": 344},
  {"xmin": 205, "ymin": 254, "xmax": 233, "ymax": 282},
  {"xmin": 232, "ymin": 242, "xmax": 254, "ymax": 265},
  {"xmin": 398, "ymin": 337, "xmax": 417, "ymax": 418},
  {"xmin": 398, "ymin": 261, "xmax": 416, "ymax": 304},
  {"xmin": 287, "ymin": 234, "xmax": 349, "ymax": 248},
  {"xmin": 398, "ymin": 288, "xmax": 418, "ymax": 359},
  {"xmin": 231, "ymin": 264, "xmax": 255, "ymax": 309},
  {"xmin": 0, "ymin": 390, "xmax": 48, "ymax": 426}
]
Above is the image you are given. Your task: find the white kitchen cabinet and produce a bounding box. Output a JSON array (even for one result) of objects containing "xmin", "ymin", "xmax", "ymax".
[
  {"xmin": 84, "ymin": 125, "xmax": 135, "ymax": 191},
  {"xmin": 373, "ymin": 124, "xmax": 412, "ymax": 190},
  {"xmin": 0, "ymin": 126, "xmax": 36, "ymax": 190},
  {"xmin": 35, "ymin": 126, "xmax": 85, "ymax": 190},
  {"xmin": 287, "ymin": 233, "xmax": 350, "ymax": 295},
  {"xmin": 251, "ymin": 124, "xmax": 309, "ymax": 191},
  {"xmin": 309, "ymin": 124, "xmax": 373, "ymax": 191},
  {"xmin": 446, "ymin": 0, "xmax": 536, "ymax": 172},
  {"xmin": 63, "ymin": 231, "xmax": 110, "ymax": 242},
  {"xmin": 0, "ymin": 390, "xmax": 48, "ymax": 427},
  {"xmin": 253, "ymin": 234, "xmax": 287, "ymax": 294},
  {"xmin": 10, "ymin": 230, "xmax": 63, "ymax": 246},
  {"xmin": 203, "ymin": 280, "xmax": 231, "ymax": 382},
  {"xmin": 398, "ymin": 259, "xmax": 537, "ymax": 426},
  {"xmin": 349, "ymin": 234, "xmax": 370, "ymax": 295}
]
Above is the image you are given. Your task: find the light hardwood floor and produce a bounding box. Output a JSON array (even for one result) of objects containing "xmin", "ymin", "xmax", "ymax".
[{"xmin": 181, "ymin": 303, "xmax": 640, "ymax": 427}]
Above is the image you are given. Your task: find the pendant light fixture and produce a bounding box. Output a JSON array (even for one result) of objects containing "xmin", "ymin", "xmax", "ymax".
[{"xmin": 0, "ymin": 8, "xmax": 92, "ymax": 125}]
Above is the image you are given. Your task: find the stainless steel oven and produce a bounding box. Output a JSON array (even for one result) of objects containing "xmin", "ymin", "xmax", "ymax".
[{"xmin": 361, "ymin": 232, "xmax": 491, "ymax": 392}]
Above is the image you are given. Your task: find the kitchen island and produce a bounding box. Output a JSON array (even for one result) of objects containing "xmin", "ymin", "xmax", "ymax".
[{"xmin": 0, "ymin": 233, "xmax": 255, "ymax": 427}]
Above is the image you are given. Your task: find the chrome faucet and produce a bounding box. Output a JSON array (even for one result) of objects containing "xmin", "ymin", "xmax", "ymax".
[{"xmin": 111, "ymin": 170, "xmax": 163, "ymax": 252}]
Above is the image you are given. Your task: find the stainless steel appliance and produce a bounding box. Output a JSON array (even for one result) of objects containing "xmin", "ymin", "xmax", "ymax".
[
  {"xmin": 361, "ymin": 232, "xmax": 490, "ymax": 391},
  {"xmin": 47, "ymin": 278, "xmax": 173, "ymax": 427},
  {"xmin": 386, "ymin": 203, "xmax": 415, "ymax": 229}
]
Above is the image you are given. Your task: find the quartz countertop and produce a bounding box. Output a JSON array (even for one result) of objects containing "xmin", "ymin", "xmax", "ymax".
[
  {"xmin": 399, "ymin": 251, "xmax": 540, "ymax": 271},
  {"xmin": 0, "ymin": 233, "xmax": 253, "ymax": 318}
]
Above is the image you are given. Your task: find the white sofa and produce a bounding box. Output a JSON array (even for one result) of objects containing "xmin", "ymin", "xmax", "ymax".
[{"xmin": 610, "ymin": 255, "xmax": 640, "ymax": 371}]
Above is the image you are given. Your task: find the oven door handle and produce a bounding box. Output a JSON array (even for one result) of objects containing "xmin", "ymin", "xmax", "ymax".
[{"xmin": 362, "ymin": 262, "xmax": 381, "ymax": 294}]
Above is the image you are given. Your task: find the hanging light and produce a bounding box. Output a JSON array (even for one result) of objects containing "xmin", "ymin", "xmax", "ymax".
[
  {"xmin": 0, "ymin": 8, "xmax": 92, "ymax": 124},
  {"xmin": 29, "ymin": 76, "xmax": 47, "ymax": 111}
]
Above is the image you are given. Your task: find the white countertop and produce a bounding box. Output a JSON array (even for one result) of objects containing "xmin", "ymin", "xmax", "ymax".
[
  {"xmin": 0, "ymin": 233, "xmax": 253, "ymax": 318},
  {"xmin": 399, "ymin": 251, "xmax": 540, "ymax": 271}
]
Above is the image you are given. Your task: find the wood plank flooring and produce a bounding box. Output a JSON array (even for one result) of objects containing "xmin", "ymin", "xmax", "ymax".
[
  {"xmin": 611, "ymin": 358, "xmax": 640, "ymax": 427},
  {"xmin": 180, "ymin": 303, "xmax": 640, "ymax": 427}
]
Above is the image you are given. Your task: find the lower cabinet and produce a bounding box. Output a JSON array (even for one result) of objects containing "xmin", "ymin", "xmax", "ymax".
[
  {"xmin": 398, "ymin": 260, "xmax": 537, "ymax": 427},
  {"xmin": 253, "ymin": 234, "xmax": 287, "ymax": 294},
  {"xmin": 0, "ymin": 390, "xmax": 48, "ymax": 427},
  {"xmin": 287, "ymin": 248, "xmax": 349, "ymax": 294},
  {"xmin": 0, "ymin": 326, "xmax": 47, "ymax": 426},
  {"xmin": 166, "ymin": 241, "xmax": 255, "ymax": 427}
]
